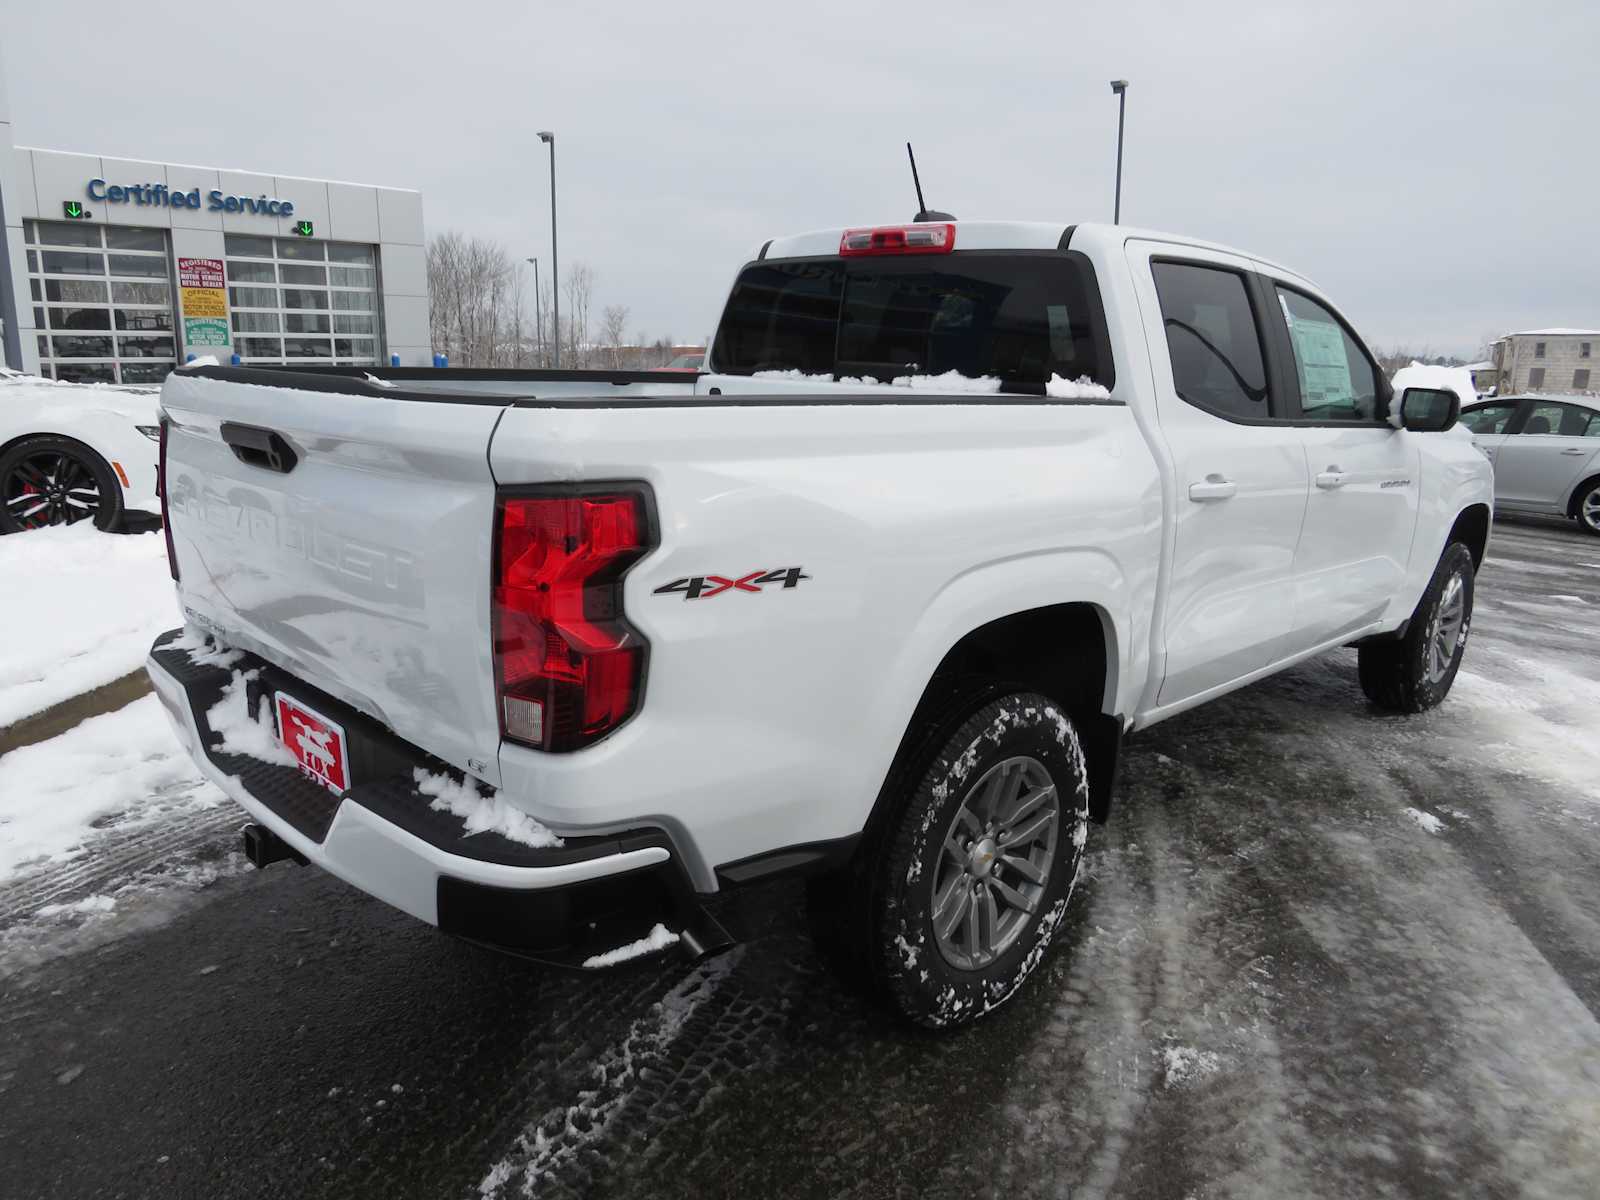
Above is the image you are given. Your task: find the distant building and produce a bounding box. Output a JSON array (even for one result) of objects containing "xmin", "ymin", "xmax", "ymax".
[{"xmin": 1490, "ymin": 329, "xmax": 1599, "ymax": 395}]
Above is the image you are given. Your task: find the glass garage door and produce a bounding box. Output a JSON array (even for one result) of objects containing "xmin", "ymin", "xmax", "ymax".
[
  {"xmin": 225, "ymin": 235, "xmax": 383, "ymax": 366},
  {"xmin": 23, "ymin": 220, "xmax": 177, "ymax": 384}
]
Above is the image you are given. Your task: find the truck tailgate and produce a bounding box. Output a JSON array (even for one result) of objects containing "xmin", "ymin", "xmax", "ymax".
[{"xmin": 160, "ymin": 371, "xmax": 508, "ymax": 786}]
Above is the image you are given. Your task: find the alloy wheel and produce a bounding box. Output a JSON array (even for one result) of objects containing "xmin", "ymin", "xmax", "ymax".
[
  {"xmin": 1425, "ymin": 568, "xmax": 1467, "ymax": 684},
  {"xmin": 2, "ymin": 451, "xmax": 102, "ymax": 530},
  {"xmin": 931, "ymin": 755, "xmax": 1060, "ymax": 970},
  {"xmin": 1582, "ymin": 486, "xmax": 1600, "ymax": 533}
]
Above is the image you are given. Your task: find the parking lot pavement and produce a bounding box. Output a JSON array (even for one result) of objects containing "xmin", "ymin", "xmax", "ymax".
[{"xmin": 3, "ymin": 517, "xmax": 1598, "ymax": 1200}]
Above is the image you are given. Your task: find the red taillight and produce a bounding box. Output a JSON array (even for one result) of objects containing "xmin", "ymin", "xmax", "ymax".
[
  {"xmin": 158, "ymin": 415, "xmax": 179, "ymax": 582},
  {"xmin": 838, "ymin": 222, "xmax": 956, "ymax": 257},
  {"xmin": 492, "ymin": 486, "xmax": 654, "ymax": 752}
]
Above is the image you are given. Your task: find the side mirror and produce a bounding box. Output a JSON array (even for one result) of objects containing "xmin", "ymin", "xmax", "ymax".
[{"xmin": 1394, "ymin": 387, "xmax": 1460, "ymax": 432}]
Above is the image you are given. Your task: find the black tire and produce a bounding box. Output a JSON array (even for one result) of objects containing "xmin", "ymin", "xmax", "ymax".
[
  {"xmin": 1358, "ymin": 542, "xmax": 1475, "ymax": 712},
  {"xmin": 0, "ymin": 435, "xmax": 124, "ymax": 534},
  {"xmin": 836, "ymin": 692, "xmax": 1091, "ymax": 1029},
  {"xmin": 1573, "ymin": 476, "xmax": 1600, "ymax": 537}
]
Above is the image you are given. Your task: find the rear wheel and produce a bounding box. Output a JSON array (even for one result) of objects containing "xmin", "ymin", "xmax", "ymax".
[
  {"xmin": 1358, "ymin": 542, "xmax": 1475, "ymax": 712},
  {"xmin": 0, "ymin": 436, "xmax": 123, "ymax": 534},
  {"xmin": 829, "ymin": 692, "xmax": 1092, "ymax": 1029}
]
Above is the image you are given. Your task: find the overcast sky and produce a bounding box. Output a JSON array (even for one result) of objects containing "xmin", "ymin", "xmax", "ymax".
[{"xmin": 5, "ymin": 0, "xmax": 1596, "ymax": 357}]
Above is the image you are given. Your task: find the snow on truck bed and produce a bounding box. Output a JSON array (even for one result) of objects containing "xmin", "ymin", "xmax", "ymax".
[{"xmin": 0, "ymin": 525, "xmax": 180, "ymax": 729}]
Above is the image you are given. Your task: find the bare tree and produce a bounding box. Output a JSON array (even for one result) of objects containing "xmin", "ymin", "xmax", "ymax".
[
  {"xmin": 562, "ymin": 263, "xmax": 595, "ymax": 366},
  {"xmin": 426, "ymin": 232, "xmax": 521, "ymax": 366},
  {"xmin": 601, "ymin": 305, "xmax": 630, "ymax": 368}
]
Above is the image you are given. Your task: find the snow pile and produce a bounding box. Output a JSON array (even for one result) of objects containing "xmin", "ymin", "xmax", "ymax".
[
  {"xmin": 1391, "ymin": 362, "xmax": 1479, "ymax": 415},
  {"xmin": 1405, "ymin": 808, "xmax": 1445, "ymax": 835},
  {"xmin": 413, "ymin": 768, "xmax": 564, "ymax": 848},
  {"xmin": 0, "ymin": 525, "xmax": 179, "ymax": 728},
  {"xmin": 1046, "ymin": 373, "xmax": 1112, "ymax": 400},
  {"xmin": 363, "ymin": 372, "xmax": 398, "ymax": 389},
  {"xmin": 204, "ymin": 671, "xmax": 297, "ymax": 767},
  {"xmin": 0, "ymin": 695, "xmax": 224, "ymax": 883},
  {"xmin": 0, "ymin": 369, "xmax": 160, "ymax": 407},
  {"xmin": 1161, "ymin": 1045, "xmax": 1221, "ymax": 1089},
  {"xmin": 179, "ymin": 354, "xmax": 221, "ymax": 369},
  {"xmin": 582, "ymin": 922, "xmax": 681, "ymax": 968},
  {"xmin": 890, "ymin": 370, "xmax": 1003, "ymax": 393},
  {"xmin": 753, "ymin": 369, "xmax": 834, "ymax": 382}
]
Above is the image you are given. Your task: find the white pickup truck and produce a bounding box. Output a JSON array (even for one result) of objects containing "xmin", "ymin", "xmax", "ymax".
[{"xmin": 147, "ymin": 219, "xmax": 1492, "ymax": 1028}]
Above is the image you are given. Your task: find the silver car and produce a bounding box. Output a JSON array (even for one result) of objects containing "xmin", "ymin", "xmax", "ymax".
[{"xmin": 1461, "ymin": 393, "xmax": 1600, "ymax": 535}]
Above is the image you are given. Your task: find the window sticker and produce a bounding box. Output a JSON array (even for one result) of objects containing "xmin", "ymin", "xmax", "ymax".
[{"xmin": 1287, "ymin": 312, "xmax": 1353, "ymax": 410}]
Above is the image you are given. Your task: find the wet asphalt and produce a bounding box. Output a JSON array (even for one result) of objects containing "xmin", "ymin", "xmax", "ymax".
[{"xmin": 3, "ymin": 516, "xmax": 1599, "ymax": 1200}]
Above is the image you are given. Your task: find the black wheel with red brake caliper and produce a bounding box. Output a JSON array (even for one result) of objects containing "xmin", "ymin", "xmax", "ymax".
[{"xmin": 0, "ymin": 435, "xmax": 123, "ymax": 534}]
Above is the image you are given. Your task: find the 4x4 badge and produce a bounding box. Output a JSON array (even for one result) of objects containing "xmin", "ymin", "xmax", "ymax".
[{"xmin": 653, "ymin": 566, "xmax": 810, "ymax": 600}]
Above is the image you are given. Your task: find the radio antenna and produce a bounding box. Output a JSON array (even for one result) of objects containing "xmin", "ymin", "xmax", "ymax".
[
  {"xmin": 906, "ymin": 142, "xmax": 955, "ymax": 222},
  {"xmin": 907, "ymin": 142, "xmax": 928, "ymax": 217}
]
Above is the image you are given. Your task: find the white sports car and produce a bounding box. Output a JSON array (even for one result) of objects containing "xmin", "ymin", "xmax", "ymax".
[{"xmin": 0, "ymin": 368, "xmax": 162, "ymax": 534}]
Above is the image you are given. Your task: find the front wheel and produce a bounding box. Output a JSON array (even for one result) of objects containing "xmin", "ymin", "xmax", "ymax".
[
  {"xmin": 1358, "ymin": 542, "xmax": 1475, "ymax": 712},
  {"xmin": 0, "ymin": 435, "xmax": 123, "ymax": 534},
  {"xmin": 865, "ymin": 692, "xmax": 1091, "ymax": 1029}
]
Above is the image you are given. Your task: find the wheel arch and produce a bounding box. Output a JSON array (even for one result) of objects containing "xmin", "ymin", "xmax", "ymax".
[
  {"xmin": 863, "ymin": 602, "xmax": 1124, "ymax": 854},
  {"xmin": 0, "ymin": 428, "xmax": 122, "ymax": 477},
  {"xmin": 1448, "ymin": 502, "xmax": 1492, "ymax": 568},
  {"xmin": 1565, "ymin": 473, "xmax": 1600, "ymax": 520}
]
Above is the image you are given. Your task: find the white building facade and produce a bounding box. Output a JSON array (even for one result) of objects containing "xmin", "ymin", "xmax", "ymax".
[{"xmin": 0, "ymin": 58, "xmax": 430, "ymax": 382}]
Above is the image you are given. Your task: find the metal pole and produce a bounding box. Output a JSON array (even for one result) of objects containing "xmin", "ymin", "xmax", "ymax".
[
  {"xmin": 0, "ymin": 171, "xmax": 21, "ymax": 371},
  {"xmin": 1110, "ymin": 80, "xmax": 1128, "ymax": 224},
  {"xmin": 539, "ymin": 131, "xmax": 560, "ymax": 368}
]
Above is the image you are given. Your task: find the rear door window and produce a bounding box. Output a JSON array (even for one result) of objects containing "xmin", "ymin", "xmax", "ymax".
[
  {"xmin": 1519, "ymin": 401, "xmax": 1594, "ymax": 437},
  {"xmin": 1150, "ymin": 261, "xmax": 1270, "ymax": 421},
  {"xmin": 710, "ymin": 253, "xmax": 1109, "ymax": 392}
]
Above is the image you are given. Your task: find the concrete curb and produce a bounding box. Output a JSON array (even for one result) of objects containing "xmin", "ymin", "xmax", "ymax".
[{"xmin": 0, "ymin": 669, "xmax": 154, "ymax": 757}]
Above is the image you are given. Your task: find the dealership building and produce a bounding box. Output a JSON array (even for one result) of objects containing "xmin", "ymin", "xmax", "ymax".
[{"xmin": 0, "ymin": 59, "xmax": 430, "ymax": 383}]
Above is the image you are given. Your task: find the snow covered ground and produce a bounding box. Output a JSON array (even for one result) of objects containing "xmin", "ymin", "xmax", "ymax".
[{"xmin": 0, "ymin": 524, "xmax": 178, "ymax": 728}]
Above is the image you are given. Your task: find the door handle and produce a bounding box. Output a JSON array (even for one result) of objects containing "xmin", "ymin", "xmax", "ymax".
[
  {"xmin": 1188, "ymin": 476, "xmax": 1237, "ymax": 502},
  {"xmin": 1561, "ymin": 448, "xmax": 1588, "ymax": 456},
  {"xmin": 220, "ymin": 421, "xmax": 298, "ymax": 474},
  {"xmin": 1315, "ymin": 470, "xmax": 1348, "ymax": 489}
]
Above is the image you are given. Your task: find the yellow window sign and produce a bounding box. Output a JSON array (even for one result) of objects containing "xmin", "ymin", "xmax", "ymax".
[{"xmin": 181, "ymin": 286, "xmax": 227, "ymax": 318}]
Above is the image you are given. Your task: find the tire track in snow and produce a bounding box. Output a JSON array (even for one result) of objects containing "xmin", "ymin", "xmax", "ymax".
[
  {"xmin": 476, "ymin": 949, "xmax": 745, "ymax": 1198},
  {"xmin": 0, "ymin": 796, "xmax": 239, "ymax": 928}
]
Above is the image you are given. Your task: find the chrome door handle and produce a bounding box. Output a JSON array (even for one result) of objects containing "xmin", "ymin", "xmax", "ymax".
[
  {"xmin": 1561, "ymin": 448, "xmax": 1588, "ymax": 455},
  {"xmin": 1188, "ymin": 476, "xmax": 1237, "ymax": 502},
  {"xmin": 1315, "ymin": 470, "xmax": 1348, "ymax": 489}
]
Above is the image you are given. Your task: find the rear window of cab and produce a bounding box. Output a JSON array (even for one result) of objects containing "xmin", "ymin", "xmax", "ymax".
[{"xmin": 710, "ymin": 253, "xmax": 1112, "ymax": 394}]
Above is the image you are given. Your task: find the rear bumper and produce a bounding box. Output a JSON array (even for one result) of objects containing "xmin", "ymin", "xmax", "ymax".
[{"xmin": 145, "ymin": 629, "xmax": 710, "ymax": 962}]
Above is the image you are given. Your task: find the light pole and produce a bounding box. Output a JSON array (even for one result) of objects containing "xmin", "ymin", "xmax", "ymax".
[
  {"xmin": 524, "ymin": 256, "xmax": 543, "ymax": 366},
  {"xmin": 538, "ymin": 131, "xmax": 560, "ymax": 368},
  {"xmin": 1109, "ymin": 80, "xmax": 1128, "ymax": 224}
]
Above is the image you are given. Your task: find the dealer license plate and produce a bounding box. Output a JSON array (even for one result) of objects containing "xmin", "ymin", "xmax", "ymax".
[{"xmin": 274, "ymin": 692, "xmax": 351, "ymax": 795}]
